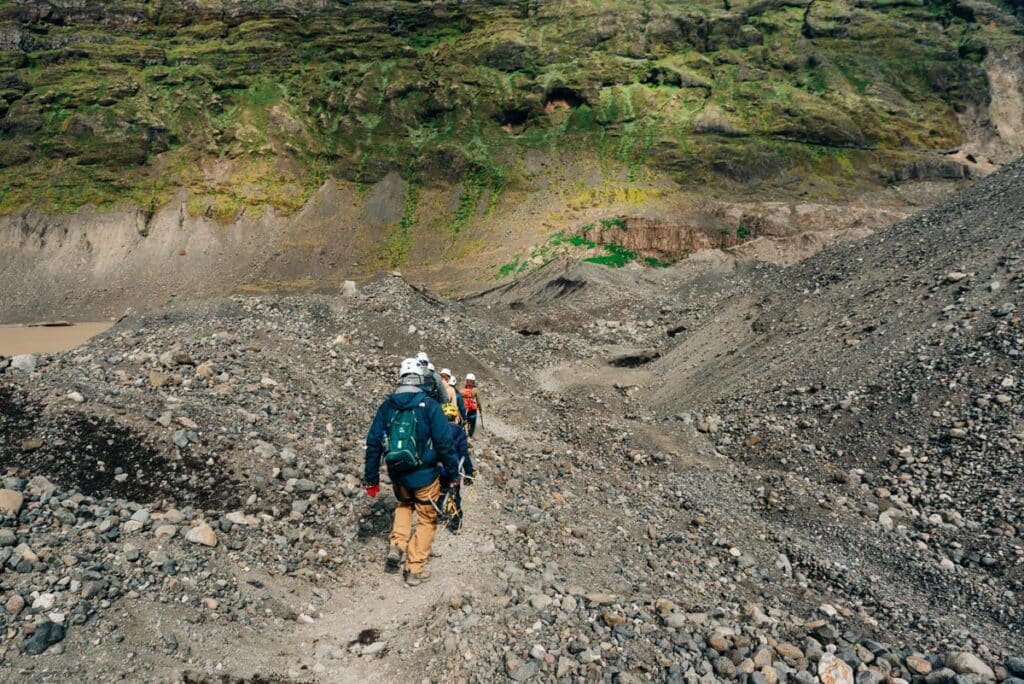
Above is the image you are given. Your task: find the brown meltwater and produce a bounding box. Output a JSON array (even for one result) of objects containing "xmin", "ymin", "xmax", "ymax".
[{"xmin": 0, "ymin": 322, "xmax": 113, "ymax": 356}]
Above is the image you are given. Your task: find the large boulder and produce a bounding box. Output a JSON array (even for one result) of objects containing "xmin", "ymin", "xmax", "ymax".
[
  {"xmin": 10, "ymin": 354, "xmax": 36, "ymax": 373},
  {"xmin": 0, "ymin": 489, "xmax": 24, "ymax": 516},
  {"xmin": 185, "ymin": 524, "xmax": 218, "ymax": 547},
  {"xmin": 945, "ymin": 652, "xmax": 995, "ymax": 679}
]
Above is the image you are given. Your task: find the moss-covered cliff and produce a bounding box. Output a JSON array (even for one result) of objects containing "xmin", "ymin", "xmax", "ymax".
[{"xmin": 0, "ymin": 0, "xmax": 1020, "ymax": 227}]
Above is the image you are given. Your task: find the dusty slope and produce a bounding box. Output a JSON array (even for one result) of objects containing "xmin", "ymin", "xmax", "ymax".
[
  {"xmin": 649, "ymin": 159, "xmax": 1024, "ymax": 407},
  {"xmin": 466, "ymin": 157, "xmax": 1024, "ymax": 653},
  {"xmin": 646, "ymin": 155, "xmax": 1024, "ymax": 656},
  {"xmin": 0, "ymin": 162, "xmax": 1022, "ymax": 681},
  {"xmin": 0, "ymin": 157, "xmax": 932, "ymax": 324}
]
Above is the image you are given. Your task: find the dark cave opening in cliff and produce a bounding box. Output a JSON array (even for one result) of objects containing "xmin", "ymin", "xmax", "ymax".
[
  {"xmin": 495, "ymin": 108, "xmax": 531, "ymax": 127},
  {"xmin": 544, "ymin": 87, "xmax": 586, "ymax": 111}
]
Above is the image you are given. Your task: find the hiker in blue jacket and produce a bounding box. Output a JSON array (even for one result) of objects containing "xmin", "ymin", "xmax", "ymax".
[
  {"xmin": 363, "ymin": 357, "xmax": 457, "ymax": 586},
  {"xmin": 440, "ymin": 403, "xmax": 475, "ymax": 533}
]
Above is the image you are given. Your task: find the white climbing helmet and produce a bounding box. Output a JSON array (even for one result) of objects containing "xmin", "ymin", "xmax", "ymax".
[
  {"xmin": 449, "ymin": 375, "xmax": 457, "ymax": 386},
  {"xmin": 399, "ymin": 357, "xmax": 423, "ymax": 378},
  {"xmin": 440, "ymin": 368, "xmax": 452, "ymax": 377},
  {"xmin": 465, "ymin": 373, "xmax": 476, "ymax": 382},
  {"xmin": 427, "ymin": 362, "xmax": 435, "ymax": 371},
  {"xmin": 416, "ymin": 351, "xmax": 429, "ymax": 365}
]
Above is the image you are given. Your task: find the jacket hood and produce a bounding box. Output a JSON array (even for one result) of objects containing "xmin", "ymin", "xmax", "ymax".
[{"xmin": 389, "ymin": 389, "xmax": 426, "ymax": 409}]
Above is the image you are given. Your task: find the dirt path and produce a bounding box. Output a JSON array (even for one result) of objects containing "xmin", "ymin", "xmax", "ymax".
[{"xmin": 247, "ymin": 426, "xmax": 506, "ymax": 682}]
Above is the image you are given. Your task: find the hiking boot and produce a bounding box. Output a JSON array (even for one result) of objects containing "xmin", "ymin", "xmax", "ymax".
[
  {"xmin": 384, "ymin": 546, "xmax": 402, "ymax": 574},
  {"xmin": 447, "ymin": 518, "xmax": 462, "ymax": 534},
  {"xmin": 404, "ymin": 570, "xmax": 431, "ymax": 587}
]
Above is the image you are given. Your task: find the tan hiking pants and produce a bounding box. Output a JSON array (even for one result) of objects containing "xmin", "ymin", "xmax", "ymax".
[{"xmin": 390, "ymin": 478, "xmax": 441, "ymax": 573}]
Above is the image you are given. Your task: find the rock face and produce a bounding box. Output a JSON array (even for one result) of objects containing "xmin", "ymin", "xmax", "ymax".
[
  {"xmin": 580, "ymin": 218, "xmax": 718, "ymax": 261},
  {"xmin": 0, "ymin": 1, "xmax": 1020, "ymax": 319},
  {"xmin": 0, "ymin": 0, "xmax": 1020, "ymax": 227}
]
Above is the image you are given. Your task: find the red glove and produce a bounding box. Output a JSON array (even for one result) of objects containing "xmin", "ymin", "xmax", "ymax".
[{"xmin": 365, "ymin": 484, "xmax": 380, "ymax": 498}]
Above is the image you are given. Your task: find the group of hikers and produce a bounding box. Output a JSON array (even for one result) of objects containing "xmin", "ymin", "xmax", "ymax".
[{"xmin": 362, "ymin": 352, "xmax": 484, "ymax": 586}]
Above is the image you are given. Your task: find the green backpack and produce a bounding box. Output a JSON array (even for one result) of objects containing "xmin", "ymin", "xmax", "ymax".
[{"xmin": 385, "ymin": 407, "xmax": 425, "ymax": 475}]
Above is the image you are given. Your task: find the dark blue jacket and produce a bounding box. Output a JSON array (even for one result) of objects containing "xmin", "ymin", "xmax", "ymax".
[
  {"xmin": 440, "ymin": 422, "xmax": 473, "ymax": 485},
  {"xmin": 364, "ymin": 387, "xmax": 456, "ymax": 490}
]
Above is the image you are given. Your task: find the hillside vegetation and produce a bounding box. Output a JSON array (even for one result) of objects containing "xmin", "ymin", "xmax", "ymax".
[{"xmin": 1, "ymin": 0, "xmax": 1021, "ymax": 224}]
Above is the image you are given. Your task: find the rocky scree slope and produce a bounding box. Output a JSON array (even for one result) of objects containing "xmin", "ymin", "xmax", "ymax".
[
  {"xmin": 645, "ymin": 155, "xmax": 1024, "ymax": 653},
  {"xmin": 446, "ymin": 160, "xmax": 1024, "ymax": 680},
  {"xmin": 648, "ymin": 155, "xmax": 1024, "ymax": 608},
  {"xmin": 0, "ymin": 277, "xmax": 570, "ymax": 679},
  {"xmin": 0, "ymin": 170, "xmax": 1023, "ymax": 680}
]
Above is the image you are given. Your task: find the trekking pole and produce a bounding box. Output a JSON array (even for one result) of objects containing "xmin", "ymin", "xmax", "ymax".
[{"xmin": 459, "ymin": 463, "xmax": 475, "ymax": 502}]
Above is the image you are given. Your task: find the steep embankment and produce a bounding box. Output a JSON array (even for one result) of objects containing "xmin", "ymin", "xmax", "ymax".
[
  {"xmin": 465, "ymin": 157, "xmax": 1024, "ymax": 667},
  {"xmin": 1, "ymin": 0, "xmax": 1022, "ymax": 317},
  {"xmin": 651, "ymin": 156, "xmax": 1024, "ymax": 406},
  {"xmin": 645, "ymin": 157, "xmax": 1024, "ymax": 656},
  {"xmin": 0, "ymin": 171, "xmax": 919, "ymax": 322},
  {"xmin": 3, "ymin": 0, "xmax": 1018, "ymax": 209}
]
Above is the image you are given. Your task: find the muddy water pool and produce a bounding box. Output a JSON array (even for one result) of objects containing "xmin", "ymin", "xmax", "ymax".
[{"xmin": 0, "ymin": 322, "xmax": 113, "ymax": 356}]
